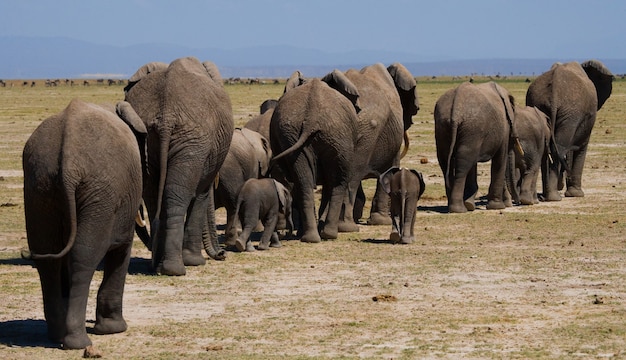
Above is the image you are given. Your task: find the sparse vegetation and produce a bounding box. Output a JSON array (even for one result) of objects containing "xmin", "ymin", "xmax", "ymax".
[{"xmin": 0, "ymin": 76, "xmax": 625, "ymax": 359}]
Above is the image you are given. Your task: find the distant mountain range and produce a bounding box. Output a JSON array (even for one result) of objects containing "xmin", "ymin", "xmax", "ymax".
[{"xmin": 1, "ymin": 36, "xmax": 624, "ymax": 79}]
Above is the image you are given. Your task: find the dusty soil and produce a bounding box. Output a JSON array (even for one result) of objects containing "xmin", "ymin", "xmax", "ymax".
[{"xmin": 1, "ymin": 80, "xmax": 625, "ymax": 359}]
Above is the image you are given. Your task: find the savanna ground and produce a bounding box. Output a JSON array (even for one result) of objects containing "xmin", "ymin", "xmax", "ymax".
[{"xmin": 0, "ymin": 73, "xmax": 625, "ymax": 359}]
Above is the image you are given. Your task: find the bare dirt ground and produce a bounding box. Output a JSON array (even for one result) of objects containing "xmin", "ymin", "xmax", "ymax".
[{"xmin": 0, "ymin": 80, "xmax": 625, "ymax": 359}]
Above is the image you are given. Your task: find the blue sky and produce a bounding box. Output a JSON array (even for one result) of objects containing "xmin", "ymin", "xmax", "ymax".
[{"xmin": 2, "ymin": 0, "xmax": 625, "ymax": 61}]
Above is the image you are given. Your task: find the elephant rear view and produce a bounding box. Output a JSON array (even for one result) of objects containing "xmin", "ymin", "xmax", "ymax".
[
  {"xmin": 434, "ymin": 81, "xmax": 521, "ymax": 213},
  {"xmin": 270, "ymin": 73, "xmax": 361, "ymax": 244},
  {"xmin": 379, "ymin": 167, "xmax": 425, "ymax": 244},
  {"xmin": 526, "ymin": 60, "xmax": 613, "ymax": 201},
  {"xmin": 125, "ymin": 57, "xmax": 234, "ymax": 276},
  {"xmin": 23, "ymin": 99, "xmax": 145, "ymax": 352}
]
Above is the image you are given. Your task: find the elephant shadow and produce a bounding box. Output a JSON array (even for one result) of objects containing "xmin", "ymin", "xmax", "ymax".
[
  {"xmin": 127, "ymin": 257, "xmax": 155, "ymax": 275},
  {"xmin": 0, "ymin": 257, "xmax": 35, "ymax": 267},
  {"xmin": 0, "ymin": 319, "xmax": 60, "ymax": 349}
]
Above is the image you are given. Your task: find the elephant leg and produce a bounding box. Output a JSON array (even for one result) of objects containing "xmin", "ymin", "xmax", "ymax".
[
  {"xmin": 565, "ymin": 145, "xmax": 587, "ymax": 197},
  {"xmin": 270, "ymin": 231, "xmax": 282, "ymax": 248},
  {"xmin": 541, "ymin": 155, "xmax": 562, "ymax": 201},
  {"xmin": 352, "ymin": 184, "xmax": 365, "ymax": 223},
  {"xmin": 319, "ymin": 183, "xmax": 347, "ymax": 240},
  {"xmin": 338, "ymin": 180, "xmax": 359, "ymax": 233},
  {"xmin": 368, "ymin": 182, "xmax": 393, "ymax": 225},
  {"xmin": 156, "ymin": 209, "xmax": 186, "ymax": 276},
  {"xmin": 235, "ymin": 205, "xmax": 258, "ymax": 252},
  {"xmin": 257, "ymin": 214, "xmax": 278, "ymax": 250},
  {"xmin": 223, "ymin": 207, "xmax": 238, "ymax": 247},
  {"xmin": 182, "ymin": 195, "xmax": 208, "ymax": 266},
  {"xmin": 448, "ymin": 158, "xmax": 475, "ymax": 213},
  {"xmin": 400, "ymin": 195, "xmax": 416, "ymax": 244},
  {"xmin": 93, "ymin": 241, "xmax": 131, "ymax": 335},
  {"xmin": 486, "ymin": 150, "xmax": 507, "ymax": 210},
  {"xmin": 35, "ymin": 259, "xmax": 67, "ymax": 343},
  {"xmin": 291, "ymin": 157, "xmax": 321, "ymax": 244}
]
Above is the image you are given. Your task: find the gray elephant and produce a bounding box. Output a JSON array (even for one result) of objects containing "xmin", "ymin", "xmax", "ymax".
[
  {"xmin": 379, "ymin": 167, "xmax": 425, "ymax": 244},
  {"xmin": 525, "ymin": 60, "xmax": 613, "ymax": 201},
  {"xmin": 215, "ymin": 127, "xmax": 272, "ymax": 246},
  {"xmin": 434, "ymin": 81, "xmax": 522, "ymax": 213},
  {"xmin": 512, "ymin": 106, "xmax": 551, "ymax": 205},
  {"xmin": 270, "ymin": 70, "xmax": 361, "ymax": 243},
  {"xmin": 22, "ymin": 99, "xmax": 146, "ymax": 351},
  {"xmin": 342, "ymin": 63, "xmax": 419, "ymax": 227},
  {"xmin": 233, "ymin": 178, "xmax": 294, "ymax": 252},
  {"xmin": 124, "ymin": 57, "xmax": 234, "ymax": 276},
  {"xmin": 244, "ymin": 98, "xmax": 278, "ymax": 141}
]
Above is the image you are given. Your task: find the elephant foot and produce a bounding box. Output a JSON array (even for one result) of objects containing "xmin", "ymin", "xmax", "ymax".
[
  {"xmin": 62, "ymin": 331, "xmax": 92, "ymax": 350},
  {"xmin": 338, "ymin": 220, "xmax": 359, "ymax": 233},
  {"xmin": 389, "ymin": 231, "xmax": 400, "ymax": 243},
  {"xmin": 270, "ymin": 241, "xmax": 282, "ymax": 248},
  {"xmin": 224, "ymin": 236, "xmax": 237, "ymax": 247},
  {"xmin": 300, "ymin": 230, "xmax": 322, "ymax": 243},
  {"xmin": 486, "ymin": 200, "xmax": 506, "ymax": 210},
  {"xmin": 540, "ymin": 191, "xmax": 562, "ymax": 202},
  {"xmin": 367, "ymin": 212, "xmax": 392, "ymax": 225},
  {"xmin": 157, "ymin": 259, "xmax": 186, "ymax": 276},
  {"xmin": 234, "ymin": 238, "xmax": 248, "ymax": 252},
  {"xmin": 565, "ymin": 187, "xmax": 584, "ymax": 197},
  {"xmin": 257, "ymin": 243, "xmax": 269, "ymax": 250},
  {"xmin": 320, "ymin": 224, "xmax": 338, "ymax": 240},
  {"xmin": 93, "ymin": 317, "xmax": 127, "ymax": 335},
  {"xmin": 449, "ymin": 202, "xmax": 469, "ymax": 213},
  {"xmin": 182, "ymin": 249, "xmax": 206, "ymax": 266}
]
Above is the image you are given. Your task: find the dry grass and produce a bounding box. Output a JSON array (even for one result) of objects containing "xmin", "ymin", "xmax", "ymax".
[{"xmin": 0, "ymin": 75, "xmax": 625, "ymax": 359}]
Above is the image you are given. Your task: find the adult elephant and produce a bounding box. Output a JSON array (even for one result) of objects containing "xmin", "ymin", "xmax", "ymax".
[
  {"xmin": 525, "ymin": 60, "xmax": 613, "ymax": 201},
  {"xmin": 215, "ymin": 127, "xmax": 272, "ymax": 246},
  {"xmin": 270, "ymin": 70, "xmax": 361, "ymax": 243},
  {"xmin": 342, "ymin": 63, "xmax": 419, "ymax": 227},
  {"xmin": 124, "ymin": 57, "xmax": 234, "ymax": 276},
  {"xmin": 434, "ymin": 81, "xmax": 522, "ymax": 213},
  {"xmin": 22, "ymin": 99, "xmax": 145, "ymax": 352}
]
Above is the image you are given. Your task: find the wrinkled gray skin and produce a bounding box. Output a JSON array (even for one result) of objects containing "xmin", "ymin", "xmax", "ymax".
[
  {"xmin": 124, "ymin": 57, "xmax": 234, "ymax": 276},
  {"xmin": 434, "ymin": 81, "xmax": 521, "ymax": 213},
  {"xmin": 215, "ymin": 128, "xmax": 272, "ymax": 245},
  {"xmin": 244, "ymin": 99, "xmax": 278, "ymax": 141},
  {"xmin": 342, "ymin": 63, "xmax": 419, "ymax": 227},
  {"xmin": 233, "ymin": 178, "xmax": 294, "ymax": 252},
  {"xmin": 512, "ymin": 106, "xmax": 550, "ymax": 205},
  {"xmin": 22, "ymin": 99, "xmax": 145, "ymax": 350},
  {"xmin": 526, "ymin": 60, "xmax": 613, "ymax": 201},
  {"xmin": 270, "ymin": 72, "xmax": 361, "ymax": 243},
  {"xmin": 379, "ymin": 167, "xmax": 425, "ymax": 244}
]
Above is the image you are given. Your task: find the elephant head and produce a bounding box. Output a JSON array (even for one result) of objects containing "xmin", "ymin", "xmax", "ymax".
[
  {"xmin": 284, "ymin": 70, "xmax": 306, "ymax": 93},
  {"xmin": 581, "ymin": 59, "xmax": 614, "ymax": 110}
]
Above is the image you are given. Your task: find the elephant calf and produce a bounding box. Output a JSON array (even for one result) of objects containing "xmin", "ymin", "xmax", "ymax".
[
  {"xmin": 22, "ymin": 99, "xmax": 146, "ymax": 351},
  {"xmin": 379, "ymin": 167, "xmax": 425, "ymax": 244},
  {"xmin": 233, "ymin": 178, "xmax": 293, "ymax": 252}
]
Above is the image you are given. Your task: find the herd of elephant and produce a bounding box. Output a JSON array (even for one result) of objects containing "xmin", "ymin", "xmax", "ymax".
[{"xmin": 20, "ymin": 56, "xmax": 613, "ymax": 352}]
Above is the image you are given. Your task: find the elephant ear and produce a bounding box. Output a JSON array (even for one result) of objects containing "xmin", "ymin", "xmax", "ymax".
[
  {"xmin": 284, "ymin": 70, "xmax": 306, "ymax": 93},
  {"xmin": 202, "ymin": 61, "xmax": 224, "ymax": 86},
  {"xmin": 124, "ymin": 61, "xmax": 168, "ymax": 92},
  {"xmin": 410, "ymin": 169, "xmax": 426, "ymax": 200},
  {"xmin": 116, "ymin": 101, "xmax": 147, "ymax": 135},
  {"xmin": 116, "ymin": 101, "xmax": 149, "ymax": 177},
  {"xmin": 321, "ymin": 69, "xmax": 361, "ymax": 113},
  {"xmin": 379, "ymin": 166, "xmax": 401, "ymax": 195},
  {"xmin": 581, "ymin": 59, "xmax": 614, "ymax": 110},
  {"xmin": 490, "ymin": 82, "xmax": 524, "ymax": 157},
  {"xmin": 260, "ymin": 99, "xmax": 279, "ymax": 114},
  {"xmin": 388, "ymin": 63, "xmax": 419, "ymax": 129},
  {"xmin": 273, "ymin": 180, "xmax": 287, "ymax": 213}
]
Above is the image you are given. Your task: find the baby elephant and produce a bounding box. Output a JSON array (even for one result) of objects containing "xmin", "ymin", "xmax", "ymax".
[
  {"xmin": 233, "ymin": 178, "xmax": 293, "ymax": 252},
  {"xmin": 379, "ymin": 167, "xmax": 425, "ymax": 244}
]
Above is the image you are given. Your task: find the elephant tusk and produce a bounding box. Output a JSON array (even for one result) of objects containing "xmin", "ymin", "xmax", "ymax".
[{"xmin": 135, "ymin": 210, "xmax": 146, "ymax": 227}]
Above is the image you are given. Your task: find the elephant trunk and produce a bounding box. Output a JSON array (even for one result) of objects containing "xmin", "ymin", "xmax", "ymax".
[{"xmin": 202, "ymin": 188, "xmax": 226, "ymax": 260}]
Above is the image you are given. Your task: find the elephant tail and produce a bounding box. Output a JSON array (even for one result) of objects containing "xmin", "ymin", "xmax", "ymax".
[
  {"xmin": 268, "ymin": 129, "xmax": 319, "ymax": 173},
  {"xmin": 29, "ymin": 187, "xmax": 78, "ymax": 260},
  {"xmin": 445, "ymin": 91, "xmax": 460, "ymax": 193},
  {"xmin": 399, "ymin": 130, "xmax": 410, "ymax": 160},
  {"xmin": 546, "ymin": 72, "xmax": 570, "ymax": 173}
]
